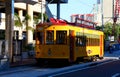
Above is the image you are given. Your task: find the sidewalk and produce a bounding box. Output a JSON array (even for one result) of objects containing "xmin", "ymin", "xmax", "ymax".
[
  {"xmin": 10, "ymin": 58, "xmax": 36, "ymax": 67},
  {"xmin": 10, "ymin": 50, "xmax": 120, "ymax": 67},
  {"xmin": 104, "ymin": 50, "xmax": 120, "ymax": 59}
]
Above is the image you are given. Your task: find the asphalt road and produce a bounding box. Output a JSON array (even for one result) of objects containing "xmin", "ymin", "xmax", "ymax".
[
  {"xmin": 0, "ymin": 58, "xmax": 119, "ymax": 77},
  {"xmin": 50, "ymin": 60, "xmax": 120, "ymax": 77}
]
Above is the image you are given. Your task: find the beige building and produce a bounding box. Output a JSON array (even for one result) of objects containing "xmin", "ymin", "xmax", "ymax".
[
  {"xmin": 0, "ymin": 0, "xmax": 68, "ymax": 45},
  {"xmin": 0, "ymin": 0, "xmax": 46, "ymax": 44},
  {"xmin": 95, "ymin": 0, "xmax": 120, "ymax": 26},
  {"xmin": 103, "ymin": 0, "xmax": 113, "ymax": 24}
]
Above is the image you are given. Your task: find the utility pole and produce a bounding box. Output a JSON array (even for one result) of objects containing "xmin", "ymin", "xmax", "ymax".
[
  {"xmin": 57, "ymin": 0, "xmax": 60, "ymax": 19},
  {"xmin": 112, "ymin": 0, "xmax": 115, "ymax": 40},
  {"xmin": 5, "ymin": 0, "xmax": 14, "ymax": 63},
  {"xmin": 112, "ymin": 0, "xmax": 120, "ymax": 42},
  {"xmin": 101, "ymin": 0, "xmax": 104, "ymax": 31}
]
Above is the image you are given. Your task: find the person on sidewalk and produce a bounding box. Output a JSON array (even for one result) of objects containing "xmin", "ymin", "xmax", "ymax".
[{"xmin": 108, "ymin": 44, "xmax": 113, "ymax": 54}]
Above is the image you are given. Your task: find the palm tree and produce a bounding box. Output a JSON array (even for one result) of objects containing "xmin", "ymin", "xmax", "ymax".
[
  {"xmin": 114, "ymin": 23, "xmax": 120, "ymax": 41},
  {"xmin": 14, "ymin": 13, "xmax": 48, "ymax": 44},
  {"xmin": 33, "ymin": 13, "xmax": 48, "ymax": 25},
  {"xmin": 103, "ymin": 22, "xmax": 113, "ymax": 40},
  {"xmin": 14, "ymin": 13, "xmax": 33, "ymax": 31},
  {"xmin": 14, "ymin": 13, "xmax": 23, "ymax": 27},
  {"xmin": 103, "ymin": 22, "xmax": 120, "ymax": 42},
  {"xmin": 14, "ymin": 13, "xmax": 32, "ymax": 50}
]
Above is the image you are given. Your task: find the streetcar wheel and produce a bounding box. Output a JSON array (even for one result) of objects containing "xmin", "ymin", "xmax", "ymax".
[
  {"xmin": 99, "ymin": 57, "xmax": 104, "ymax": 60},
  {"xmin": 91, "ymin": 56, "xmax": 97, "ymax": 62},
  {"xmin": 35, "ymin": 59, "xmax": 45, "ymax": 66}
]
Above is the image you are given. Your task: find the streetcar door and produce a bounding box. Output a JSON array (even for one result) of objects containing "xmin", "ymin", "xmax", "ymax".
[
  {"xmin": 76, "ymin": 36, "xmax": 87, "ymax": 56},
  {"xmin": 69, "ymin": 30, "xmax": 75, "ymax": 62}
]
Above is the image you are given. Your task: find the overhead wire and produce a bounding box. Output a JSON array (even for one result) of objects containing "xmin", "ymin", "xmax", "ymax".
[
  {"xmin": 77, "ymin": 1, "xmax": 97, "ymax": 28},
  {"xmin": 78, "ymin": 0, "xmax": 95, "ymax": 14}
]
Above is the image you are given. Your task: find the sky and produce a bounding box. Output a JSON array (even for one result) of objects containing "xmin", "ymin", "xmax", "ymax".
[{"xmin": 48, "ymin": 0, "xmax": 97, "ymax": 22}]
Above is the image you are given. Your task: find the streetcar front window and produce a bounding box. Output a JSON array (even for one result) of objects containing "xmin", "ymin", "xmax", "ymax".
[
  {"xmin": 46, "ymin": 30, "xmax": 54, "ymax": 44},
  {"xmin": 36, "ymin": 32, "xmax": 44, "ymax": 44},
  {"xmin": 56, "ymin": 31, "xmax": 67, "ymax": 44}
]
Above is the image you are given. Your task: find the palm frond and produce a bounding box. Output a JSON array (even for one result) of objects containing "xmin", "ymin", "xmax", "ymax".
[
  {"xmin": 26, "ymin": 26, "xmax": 34, "ymax": 32},
  {"xmin": 22, "ymin": 14, "xmax": 31, "ymax": 24},
  {"xmin": 14, "ymin": 13, "xmax": 22, "ymax": 27}
]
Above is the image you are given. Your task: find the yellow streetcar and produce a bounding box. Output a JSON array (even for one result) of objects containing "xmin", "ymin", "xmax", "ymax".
[{"xmin": 35, "ymin": 18, "xmax": 104, "ymax": 63}]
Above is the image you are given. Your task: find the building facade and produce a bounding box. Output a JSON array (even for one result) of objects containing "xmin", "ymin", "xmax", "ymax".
[
  {"xmin": 95, "ymin": 0, "xmax": 120, "ymax": 26},
  {"xmin": 71, "ymin": 14, "xmax": 95, "ymax": 23},
  {"xmin": 0, "ymin": 0, "xmax": 46, "ymax": 44},
  {"xmin": 71, "ymin": 0, "xmax": 118, "ymax": 26}
]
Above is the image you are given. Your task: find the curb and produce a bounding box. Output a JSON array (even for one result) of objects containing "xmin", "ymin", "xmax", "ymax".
[{"xmin": 10, "ymin": 59, "xmax": 36, "ymax": 67}]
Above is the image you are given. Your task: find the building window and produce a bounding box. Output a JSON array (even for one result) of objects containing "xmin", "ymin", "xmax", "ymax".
[
  {"xmin": 80, "ymin": 15, "xmax": 84, "ymax": 19},
  {"xmin": 22, "ymin": 32, "xmax": 26, "ymax": 40}
]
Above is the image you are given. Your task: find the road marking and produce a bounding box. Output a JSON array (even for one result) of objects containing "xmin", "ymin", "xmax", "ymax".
[{"xmin": 112, "ymin": 73, "xmax": 120, "ymax": 77}]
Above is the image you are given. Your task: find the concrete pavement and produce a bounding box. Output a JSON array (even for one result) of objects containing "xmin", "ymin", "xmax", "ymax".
[{"xmin": 104, "ymin": 50, "xmax": 120, "ymax": 59}]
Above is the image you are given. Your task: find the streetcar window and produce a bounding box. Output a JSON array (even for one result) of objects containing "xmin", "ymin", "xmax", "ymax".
[
  {"xmin": 46, "ymin": 30, "xmax": 54, "ymax": 44},
  {"xmin": 56, "ymin": 31, "xmax": 67, "ymax": 44},
  {"xmin": 76, "ymin": 36, "xmax": 86, "ymax": 46},
  {"xmin": 36, "ymin": 32, "xmax": 44, "ymax": 44}
]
